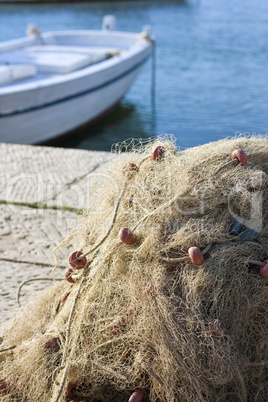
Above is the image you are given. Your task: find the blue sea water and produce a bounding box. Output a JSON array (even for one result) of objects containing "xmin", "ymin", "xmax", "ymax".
[{"xmin": 0, "ymin": 0, "xmax": 267, "ymax": 151}]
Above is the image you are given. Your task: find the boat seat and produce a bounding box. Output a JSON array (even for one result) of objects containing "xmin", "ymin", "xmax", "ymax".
[
  {"xmin": 0, "ymin": 45, "xmax": 119, "ymax": 75},
  {"xmin": 0, "ymin": 64, "xmax": 37, "ymax": 85}
]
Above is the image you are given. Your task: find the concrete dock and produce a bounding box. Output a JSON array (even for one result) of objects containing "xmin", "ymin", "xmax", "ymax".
[{"xmin": 0, "ymin": 142, "xmax": 114, "ymax": 334}]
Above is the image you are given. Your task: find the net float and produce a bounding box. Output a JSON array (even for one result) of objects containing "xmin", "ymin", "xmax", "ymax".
[
  {"xmin": 145, "ymin": 284, "xmax": 157, "ymax": 296},
  {"xmin": 113, "ymin": 316, "xmax": 127, "ymax": 334},
  {"xmin": 260, "ymin": 261, "xmax": 268, "ymax": 278},
  {"xmin": 122, "ymin": 162, "xmax": 139, "ymax": 178},
  {"xmin": 192, "ymin": 174, "xmax": 202, "ymax": 180},
  {"xmin": 44, "ymin": 336, "xmax": 60, "ymax": 352},
  {"xmin": 0, "ymin": 379, "xmax": 7, "ymax": 396},
  {"xmin": 119, "ymin": 228, "xmax": 135, "ymax": 245},
  {"xmin": 128, "ymin": 389, "xmax": 145, "ymax": 402},
  {"xmin": 231, "ymin": 149, "xmax": 248, "ymax": 166},
  {"xmin": 151, "ymin": 145, "xmax": 165, "ymax": 161},
  {"xmin": 206, "ymin": 323, "xmax": 224, "ymax": 338},
  {"xmin": 65, "ymin": 267, "xmax": 76, "ymax": 284},
  {"xmin": 66, "ymin": 382, "xmax": 78, "ymax": 398},
  {"xmin": 68, "ymin": 251, "xmax": 87, "ymax": 270},
  {"xmin": 188, "ymin": 246, "xmax": 204, "ymax": 266},
  {"xmin": 61, "ymin": 291, "xmax": 71, "ymax": 304}
]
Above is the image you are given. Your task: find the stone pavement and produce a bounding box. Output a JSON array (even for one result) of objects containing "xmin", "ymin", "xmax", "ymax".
[{"xmin": 0, "ymin": 142, "xmax": 114, "ymax": 335}]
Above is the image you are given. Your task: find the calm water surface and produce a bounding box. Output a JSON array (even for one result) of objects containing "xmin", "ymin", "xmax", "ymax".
[{"xmin": 0, "ymin": 0, "xmax": 267, "ymax": 151}]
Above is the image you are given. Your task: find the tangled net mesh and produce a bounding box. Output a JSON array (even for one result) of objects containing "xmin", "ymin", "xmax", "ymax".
[{"xmin": 1, "ymin": 134, "xmax": 268, "ymax": 401}]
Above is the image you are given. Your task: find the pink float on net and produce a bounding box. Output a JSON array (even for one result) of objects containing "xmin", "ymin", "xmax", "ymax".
[
  {"xmin": 188, "ymin": 246, "xmax": 204, "ymax": 266},
  {"xmin": 122, "ymin": 162, "xmax": 139, "ymax": 178},
  {"xmin": 151, "ymin": 145, "xmax": 165, "ymax": 161},
  {"xmin": 68, "ymin": 251, "xmax": 87, "ymax": 270},
  {"xmin": 260, "ymin": 261, "xmax": 268, "ymax": 278},
  {"xmin": 0, "ymin": 379, "xmax": 7, "ymax": 396},
  {"xmin": 113, "ymin": 316, "xmax": 127, "ymax": 335},
  {"xmin": 119, "ymin": 227, "xmax": 135, "ymax": 245},
  {"xmin": 206, "ymin": 323, "xmax": 224, "ymax": 338},
  {"xmin": 231, "ymin": 149, "xmax": 248, "ymax": 166},
  {"xmin": 66, "ymin": 382, "xmax": 78, "ymax": 398},
  {"xmin": 44, "ymin": 336, "xmax": 60, "ymax": 353},
  {"xmin": 128, "ymin": 389, "xmax": 145, "ymax": 402},
  {"xmin": 61, "ymin": 291, "xmax": 71, "ymax": 303},
  {"xmin": 65, "ymin": 267, "xmax": 76, "ymax": 284}
]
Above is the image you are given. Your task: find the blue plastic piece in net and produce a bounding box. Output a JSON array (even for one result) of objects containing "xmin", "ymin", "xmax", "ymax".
[
  {"xmin": 230, "ymin": 219, "xmax": 243, "ymax": 236},
  {"xmin": 240, "ymin": 230, "xmax": 260, "ymax": 241}
]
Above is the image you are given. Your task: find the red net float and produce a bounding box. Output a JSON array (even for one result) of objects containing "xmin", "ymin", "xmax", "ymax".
[
  {"xmin": 206, "ymin": 323, "xmax": 224, "ymax": 338},
  {"xmin": 113, "ymin": 316, "xmax": 127, "ymax": 335},
  {"xmin": 119, "ymin": 228, "xmax": 135, "ymax": 245},
  {"xmin": 68, "ymin": 251, "xmax": 87, "ymax": 270},
  {"xmin": 61, "ymin": 291, "xmax": 71, "ymax": 304},
  {"xmin": 231, "ymin": 149, "xmax": 248, "ymax": 166},
  {"xmin": 260, "ymin": 261, "xmax": 268, "ymax": 278},
  {"xmin": 128, "ymin": 389, "xmax": 145, "ymax": 402},
  {"xmin": 188, "ymin": 246, "xmax": 204, "ymax": 266},
  {"xmin": 44, "ymin": 336, "xmax": 60, "ymax": 352},
  {"xmin": 66, "ymin": 382, "xmax": 78, "ymax": 398},
  {"xmin": 151, "ymin": 145, "xmax": 165, "ymax": 161},
  {"xmin": 122, "ymin": 162, "xmax": 139, "ymax": 178},
  {"xmin": 145, "ymin": 284, "xmax": 157, "ymax": 296},
  {"xmin": 191, "ymin": 174, "xmax": 202, "ymax": 181},
  {"xmin": 0, "ymin": 379, "xmax": 7, "ymax": 396},
  {"xmin": 65, "ymin": 267, "xmax": 76, "ymax": 284}
]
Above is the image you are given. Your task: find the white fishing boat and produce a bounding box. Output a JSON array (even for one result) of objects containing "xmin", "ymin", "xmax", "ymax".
[{"xmin": 0, "ymin": 16, "xmax": 153, "ymax": 144}]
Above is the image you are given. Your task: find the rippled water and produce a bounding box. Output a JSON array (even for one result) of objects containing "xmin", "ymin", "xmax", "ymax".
[{"xmin": 1, "ymin": 0, "xmax": 267, "ymax": 151}]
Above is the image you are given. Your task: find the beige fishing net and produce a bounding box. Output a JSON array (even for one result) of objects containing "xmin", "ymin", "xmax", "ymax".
[{"xmin": 1, "ymin": 135, "xmax": 268, "ymax": 402}]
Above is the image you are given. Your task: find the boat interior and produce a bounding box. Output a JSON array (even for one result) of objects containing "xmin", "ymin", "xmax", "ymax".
[{"xmin": 0, "ymin": 31, "xmax": 137, "ymax": 87}]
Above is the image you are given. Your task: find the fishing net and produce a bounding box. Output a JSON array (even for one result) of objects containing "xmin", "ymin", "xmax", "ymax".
[{"xmin": 1, "ymin": 134, "xmax": 268, "ymax": 402}]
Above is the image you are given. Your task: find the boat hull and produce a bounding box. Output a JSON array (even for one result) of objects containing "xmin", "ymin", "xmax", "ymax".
[{"xmin": 0, "ymin": 30, "xmax": 152, "ymax": 144}]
